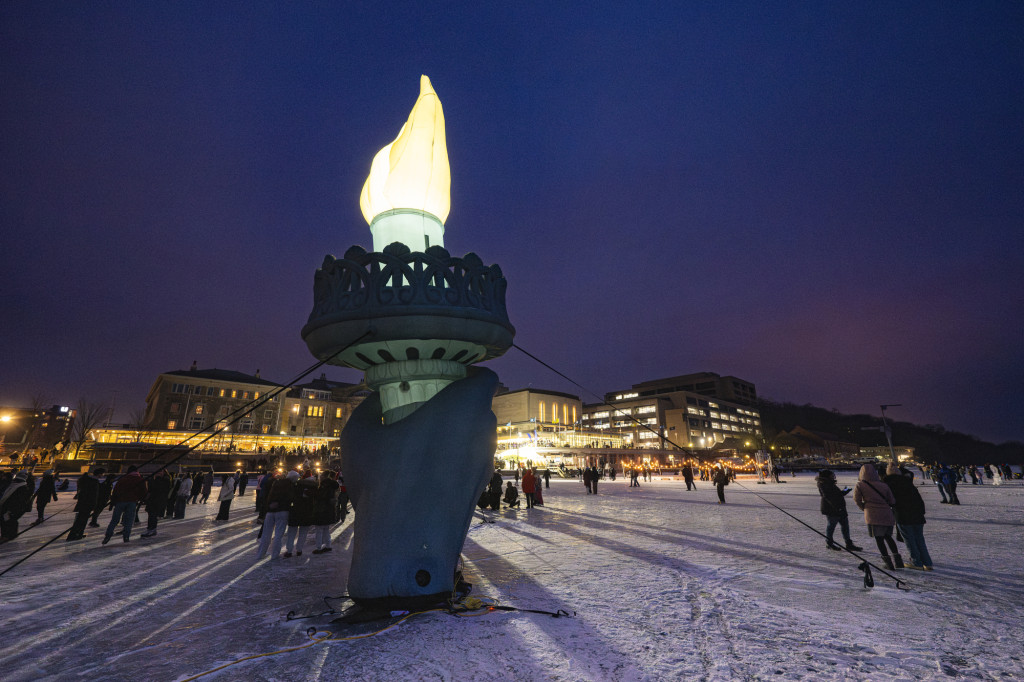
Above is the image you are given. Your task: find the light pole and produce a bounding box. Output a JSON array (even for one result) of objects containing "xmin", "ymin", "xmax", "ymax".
[{"xmin": 879, "ymin": 404, "xmax": 902, "ymax": 465}]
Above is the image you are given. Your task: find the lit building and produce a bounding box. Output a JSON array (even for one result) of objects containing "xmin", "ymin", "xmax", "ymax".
[
  {"xmin": 0, "ymin": 404, "xmax": 76, "ymax": 457},
  {"xmin": 583, "ymin": 372, "xmax": 762, "ymax": 452}
]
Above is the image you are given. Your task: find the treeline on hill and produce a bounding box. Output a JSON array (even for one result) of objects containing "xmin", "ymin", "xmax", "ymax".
[{"xmin": 756, "ymin": 399, "xmax": 1024, "ymax": 465}]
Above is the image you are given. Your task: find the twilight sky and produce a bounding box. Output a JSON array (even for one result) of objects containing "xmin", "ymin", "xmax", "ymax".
[{"xmin": 2, "ymin": 3, "xmax": 1022, "ymax": 443}]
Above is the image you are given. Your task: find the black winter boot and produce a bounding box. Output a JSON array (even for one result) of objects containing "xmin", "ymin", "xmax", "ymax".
[
  {"xmin": 881, "ymin": 554, "xmax": 895, "ymax": 570},
  {"xmin": 846, "ymin": 540, "xmax": 863, "ymax": 551},
  {"xmin": 893, "ymin": 554, "xmax": 905, "ymax": 569},
  {"xmin": 826, "ymin": 541, "xmax": 842, "ymax": 551}
]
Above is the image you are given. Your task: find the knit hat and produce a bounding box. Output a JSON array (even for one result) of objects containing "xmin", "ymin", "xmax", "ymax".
[
  {"xmin": 14, "ymin": 470, "xmax": 28, "ymax": 481},
  {"xmin": 286, "ymin": 470, "xmax": 300, "ymax": 482}
]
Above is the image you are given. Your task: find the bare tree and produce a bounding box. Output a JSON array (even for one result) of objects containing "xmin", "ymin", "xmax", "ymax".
[
  {"xmin": 129, "ymin": 408, "xmax": 153, "ymax": 443},
  {"xmin": 70, "ymin": 399, "xmax": 107, "ymax": 463}
]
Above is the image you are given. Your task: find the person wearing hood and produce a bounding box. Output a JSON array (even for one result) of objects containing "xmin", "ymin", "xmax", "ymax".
[
  {"xmin": 853, "ymin": 464, "xmax": 904, "ymax": 570},
  {"xmin": 32, "ymin": 470, "xmax": 59, "ymax": 524},
  {"xmin": 90, "ymin": 473, "xmax": 116, "ymax": 528},
  {"xmin": 0, "ymin": 471, "xmax": 32, "ymax": 542},
  {"xmin": 883, "ymin": 463, "xmax": 933, "ymax": 570},
  {"xmin": 815, "ymin": 469, "xmax": 862, "ymax": 552}
]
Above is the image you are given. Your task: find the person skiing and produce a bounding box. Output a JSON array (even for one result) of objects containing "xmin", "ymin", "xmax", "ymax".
[
  {"xmin": 853, "ymin": 464, "xmax": 904, "ymax": 570},
  {"xmin": 815, "ymin": 469, "xmax": 862, "ymax": 551}
]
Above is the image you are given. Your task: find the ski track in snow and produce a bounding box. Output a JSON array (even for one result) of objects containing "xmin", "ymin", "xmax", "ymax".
[{"xmin": 0, "ymin": 475, "xmax": 1022, "ymax": 680}]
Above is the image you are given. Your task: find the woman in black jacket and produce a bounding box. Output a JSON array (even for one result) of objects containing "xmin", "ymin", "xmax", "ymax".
[
  {"xmin": 311, "ymin": 472, "xmax": 340, "ymax": 554},
  {"xmin": 815, "ymin": 470, "xmax": 862, "ymax": 551},
  {"xmin": 284, "ymin": 474, "xmax": 317, "ymax": 557},
  {"xmin": 884, "ymin": 463, "xmax": 933, "ymax": 570}
]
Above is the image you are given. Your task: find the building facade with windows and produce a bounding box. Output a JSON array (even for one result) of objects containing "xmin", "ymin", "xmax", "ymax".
[
  {"xmin": 140, "ymin": 365, "xmax": 365, "ymax": 447},
  {"xmin": 583, "ymin": 372, "xmax": 762, "ymax": 451}
]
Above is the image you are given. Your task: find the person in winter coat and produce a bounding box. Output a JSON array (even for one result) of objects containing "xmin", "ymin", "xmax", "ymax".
[
  {"xmin": 543, "ymin": 469, "xmax": 551, "ymax": 489},
  {"xmin": 199, "ymin": 470, "xmax": 214, "ymax": 504},
  {"xmin": 215, "ymin": 473, "xmax": 236, "ymax": 521},
  {"xmin": 141, "ymin": 470, "xmax": 172, "ymax": 537},
  {"xmin": 521, "ymin": 469, "xmax": 537, "ymax": 508},
  {"xmin": 68, "ymin": 467, "xmax": 103, "ymax": 541},
  {"xmin": 90, "ymin": 473, "xmax": 116, "ymax": 527},
  {"xmin": 487, "ymin": 471, "xmax": 503, "ymax": 510},
  {"xmin": 311, "ymin": 471, "xmax": 340, "ymax": 554},
  {"xmin": 853, "ymin": 464, "xmax": 904, "ymax": 570},
  {"xmin": 583, "ymin": 467, "xmax": 594, "ymax": 494},
  {"xmin": 503, "ymin": 481, "xmax": 520, "ymax": 508},
  {"xmin": 336, "ymin": 477, "xmax": 349, "ymax": 523},
  {"xmin": 533, "ymin": 469, "xmax": 545, "ymax": 505},
  {"xmin": 815, "ymin": 470, "xmax": 862, "ymax": 551},
  {"xmin": 883, "ymin": 463, "xmax": 933, "ymax": 570},
  {"xmin": 713, "ymin": 466, "xmax": 730, "ymax": 504},
  {"xmin": 256, "ymin": 471, "xmax": 276, "ymax": 522},
  {"xmin": 165, "ymin": 473, "xmax": 180, "ymax": 518},
  {"xmin": 237, "ymin": 471, "xmax": 249, "ymax": 497},
  {"xmin": 32, "ymin": 470, "xmax": 59, "ymax": 523},
  {"xmin": 174, "ymin": 472, "xmax": 193, "ymax": 519},
  {"xmin": 937, "ymin": 464, "xmax": 960, "ymax": 504},
  {"xmin": 285, "ymin": 473, "xmax": 317, "ymax": 557},
  {"xmin": 0, "ymin": 471, "xmax": 32, "ymax": 542},
  {"xmin": 257, "ymin": 471, "xmax": 296, "ymax": 559},
  {"xmin": 683, "ymin": 465, "xmax": 696, "ymax": 491},
  {"xmin": 103, "ymin": 465, "xmax": 148, "ymax": 544}
]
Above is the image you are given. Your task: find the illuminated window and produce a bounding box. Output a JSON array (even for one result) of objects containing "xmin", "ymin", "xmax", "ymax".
[
  {"xmin": 539, "ymin": 403, "xmax": 545, "ymax": 422},
  {"xmin": 335, "ymin": 408, "xmax": 343, "ymax": 419},
  {"xmin": 243, "ymin": 391, "xmax": 250, "ymax": 400},
  {"xmin": 563, "ymin": 404, "xmax": 568, "ymax": 426},
  {"xmin": 220, "ymin": 389, "xmax": 226, "ymax": 397},
  {"xmin": 231, "ymin": 390, "xmax": 237, "ymax": 398},
  {"xmin": 262, "ymin": 424, "xmax": 270, "ymax": 434},
  {"xmin": 254, "ymin": 392, "xmax": 260, "ymax": 399},
  {"xmin": 637, "ymin": 406, "xmax": 656, "ymax": 415},
  {"xmin": 709, "ymin": 402, "xmax": 718, "ymax": 408},
  {"xmin": 292, "ymin": 404, "xmax": 300, "ymax": 414},
  {"xmin": 572, "ymin": 406, "xmax": 577, "ymax": 423},
  {"xmin": 710, "ymin": 412, "xmax": 719, "ymax": 419},
  {"xmin": 167, "ymin": 420, "xmax": 177, "ymax": 429},
  {"xmin": 195, "ymin": 405, "xmax": 204, "ymax": 415},
  {"xmin": 307, "ymin": 405, "xmax": 324, "ymax": 417},
  {"xmin": 592, "ymin": 411, "xmax": 610, "ymax": 418}
]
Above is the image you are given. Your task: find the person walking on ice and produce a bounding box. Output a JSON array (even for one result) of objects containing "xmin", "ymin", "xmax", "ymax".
[
  {"xmin": 815, "ymin": 469, "xmax": 862, "ymax": 552},
  {"xmin": 853, "ymin": 464, "xmax": 904, "ymax": 570}
]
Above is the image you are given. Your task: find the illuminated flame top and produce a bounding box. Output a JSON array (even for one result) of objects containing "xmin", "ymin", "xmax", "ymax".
[{"xmin": 360, "ymin": 75, "xmax": 450, "ymax": 225}]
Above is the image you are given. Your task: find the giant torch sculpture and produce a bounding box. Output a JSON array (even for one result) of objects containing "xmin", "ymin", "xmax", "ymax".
[{"xmin": 302, "ymin": 76, "xmax": 514, "ymax": 610}]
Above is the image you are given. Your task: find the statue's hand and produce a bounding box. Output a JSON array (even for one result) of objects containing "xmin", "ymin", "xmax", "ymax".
[{"xmin": 340, "ymin": 367, "xmax": 497, "ymax": 604}]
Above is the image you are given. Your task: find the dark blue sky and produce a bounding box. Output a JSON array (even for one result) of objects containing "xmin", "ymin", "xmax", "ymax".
[{"xmin": 2, "ymin": 2, "xmax": 1022, "ymax": 443}]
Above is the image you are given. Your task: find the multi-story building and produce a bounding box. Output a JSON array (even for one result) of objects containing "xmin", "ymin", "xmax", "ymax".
[
  {"xmin": 134, "ymin": 364, "xmax": 365, "ymax": 451},
  {"xmin": 0, "ymin": 404, "xmax": 76, "ymax": 456},
  {"xmin": 583, "ymin": 372, "xmax": 762, "ymax": 451},
  {"xmin": 491, "ymin": 388, "xmax": 625, "ymax": 450}
]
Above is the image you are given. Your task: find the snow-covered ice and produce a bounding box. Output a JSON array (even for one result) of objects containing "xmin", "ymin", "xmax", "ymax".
[{"xmin": 1, "ymin": 473, "xmax": 1022, "ymax": 681}]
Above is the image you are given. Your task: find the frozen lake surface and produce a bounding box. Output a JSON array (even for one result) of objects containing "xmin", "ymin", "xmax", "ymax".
[{"xmin": 1, "ymin": 473, "xmax": 1022, "ymax": 681}]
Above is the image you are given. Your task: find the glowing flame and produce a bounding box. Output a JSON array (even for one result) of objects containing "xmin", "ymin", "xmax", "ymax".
[{"xmin": 360, "ymin": 75, "xmax": 450, "ymax": 225}]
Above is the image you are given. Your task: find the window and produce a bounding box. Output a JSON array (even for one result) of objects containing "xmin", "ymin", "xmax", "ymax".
[
  {"xmin": 207, "ymin": 387, "xmax": 217, "ymax": 396},
  {"xmin": 167, "ymin": 420, "xmax": 177, "ymax": 429},
  {"xmin": 335, "ymin": 408, "xmax": 343, "ymax": 419},
  {"xmin": 195, "ymin": 404, "xmax": 204, "ymax": 415},
  {"xmin": 254, "ymin": 392, "xmax": 260, "ymax": 399},
  {"xmin": 231, "ymin": 390, "xmax": 237, "ymax": 398},
  {"xmin": 219, "ymin": 405, "xmax": 229, "ymax": 416},
  {"xmin": 592, "ymin": 411, "xmax": 609, "ymax": 418},
  {"xmin": 170, "ymin": 402, "xmax": 180, "ymax": 415},
  {"xmin": 264, "ymin": 409, "xmax": 274, "ymax": 419},
  {"xmin": 243, "ymin": 391, "xmax": 250, "ymax": 399},
  {"xmin": 637, "ymin": 405, "xmax": 656, "ymax": 415},
  {"xmin": 239, "ymin": 419, "xmax": 254, "ymax": 432},
  {"xmin": 188, "ymin": 416, "xmax": 204, "ymax": 430},
  {"xmin": 307, "ymin": 405, "xmax": 324, "ymax": 417},
  {"xmin": 219, "ymin": 389, "xmax": 226, "ymax": 397},
  {"xmin": 262, "ymin": 424, "xmax": 270, "ymax": 434}
]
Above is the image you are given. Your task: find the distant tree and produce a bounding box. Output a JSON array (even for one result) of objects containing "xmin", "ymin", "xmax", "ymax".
[
  {"xmin": 70, "ymin": 399, "xmax": 106, "ymax": 462},
  {"xmin": 129, "ymin": 408, "xmax": 153, "ymax": 443}
]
